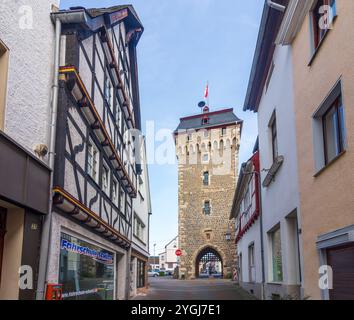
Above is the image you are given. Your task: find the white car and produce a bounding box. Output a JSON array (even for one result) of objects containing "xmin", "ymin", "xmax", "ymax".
[{"xmin": 148, "ymin": 270, "xmax": 159, "ymax": 277}]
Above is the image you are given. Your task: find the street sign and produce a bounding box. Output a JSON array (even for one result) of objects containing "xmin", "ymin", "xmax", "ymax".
[{"xmin": 175, "ymin": 249, "xmax": 182, "ymax": 257}]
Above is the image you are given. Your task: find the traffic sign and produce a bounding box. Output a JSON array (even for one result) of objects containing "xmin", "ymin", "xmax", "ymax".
[{"xmin": 175, "ymin": 249, "xmax": 182, "ymax": 257}]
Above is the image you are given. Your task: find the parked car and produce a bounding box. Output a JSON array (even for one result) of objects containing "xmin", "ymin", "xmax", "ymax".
[{"xmin": 148, "ymin": 270, "xmax": 159, "ymax": 277}]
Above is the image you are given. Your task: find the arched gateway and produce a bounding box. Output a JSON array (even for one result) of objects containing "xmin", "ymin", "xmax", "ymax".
[{"xmin": 195, "ymin": 247, "xmax": 223, "ymax": 278}]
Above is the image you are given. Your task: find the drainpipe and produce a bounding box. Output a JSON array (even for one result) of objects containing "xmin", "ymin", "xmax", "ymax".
[
  {"xmin": 257, "ymin": 171, "xmax": 266, "ymax": 300},
  {"xmin": 267, "ymin": 0, "xmax": 286, "ymax": 12},
  {"xmin": 36, "ymin": 17, "xmax": 61, "ymax": 300}
]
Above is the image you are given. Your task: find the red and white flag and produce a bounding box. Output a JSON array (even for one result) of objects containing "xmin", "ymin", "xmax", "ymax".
[{"xmin": 204, "ymin": 83, "xmax": 209, "ymax": 99}]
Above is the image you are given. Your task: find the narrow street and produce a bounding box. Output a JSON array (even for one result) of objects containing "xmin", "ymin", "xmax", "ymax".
[{"xmin": 134, "ymin": 277, "xmax": 256, "ymax": 300}]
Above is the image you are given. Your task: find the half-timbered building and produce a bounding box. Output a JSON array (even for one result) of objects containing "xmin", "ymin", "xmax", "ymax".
[{"xmin": 46, "ymin": 5, "xmax": 147, "ymax": 300}]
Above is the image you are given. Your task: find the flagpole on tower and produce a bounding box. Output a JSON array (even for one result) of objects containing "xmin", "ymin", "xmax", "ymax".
[{"xmin": 204, "ymin": 81, "xmax": 209, "ymax": 108}]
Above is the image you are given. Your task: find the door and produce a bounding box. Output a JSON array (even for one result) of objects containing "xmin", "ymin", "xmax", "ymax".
[
  {"xmin": 19, "ymin": 210, "xmax": 42, "ymax": 300},
  {"xmin": 327, "ymin": 244, "xmax": 354, "ymax": 300}
]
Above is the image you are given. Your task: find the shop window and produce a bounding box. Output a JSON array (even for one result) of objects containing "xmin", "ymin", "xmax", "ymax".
[
  {"xmin": 59, "ymin": 233, "xmax": 114, "ymax": 300},
  {"xmin": 0, "ymin": 40, "xmax": 9, "ymax": 130},
  {"xmin": 87, "ymin": 139, "xmax": 99, "ymax": 184},
  {"xmin": 269, "ymin": 226, "xmax": 283, "ymax": 282}
]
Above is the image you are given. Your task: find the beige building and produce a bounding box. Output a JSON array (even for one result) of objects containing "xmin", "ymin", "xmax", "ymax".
[
  {"xmin": 175, "ymin": 107, "xmax": 242, "ymax": 279},
  {"xmin": 277, "ymin": 0, "xmax": 354, "ymax": 299}
]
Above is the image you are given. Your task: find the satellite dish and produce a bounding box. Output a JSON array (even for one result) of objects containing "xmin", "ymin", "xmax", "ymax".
[{"xmin": 198, "ymin": 101, "xmax": 206, "ymax": 109}]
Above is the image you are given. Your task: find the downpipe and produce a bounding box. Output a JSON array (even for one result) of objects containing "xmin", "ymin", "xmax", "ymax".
[{"xmin": 36, "ymin": 17, "xmax": 61, "ymax": 300}]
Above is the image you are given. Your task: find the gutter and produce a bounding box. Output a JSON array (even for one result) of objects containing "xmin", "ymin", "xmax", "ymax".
[{"xmin": 267, "ymin": 0, "xmax": 286, "ymax": 12}]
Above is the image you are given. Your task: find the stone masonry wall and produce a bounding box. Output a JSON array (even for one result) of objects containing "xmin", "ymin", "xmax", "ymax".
[{"xmin": 176, "ymin": 123, "xmax": 241, "ymax": 279}]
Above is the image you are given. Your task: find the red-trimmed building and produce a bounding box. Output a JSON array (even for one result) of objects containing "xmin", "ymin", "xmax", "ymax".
[{"xmin": 230, "ymin": 139, "xmax": 263, "ymax": 299}]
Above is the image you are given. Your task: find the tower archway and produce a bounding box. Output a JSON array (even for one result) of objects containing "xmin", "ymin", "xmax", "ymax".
[{"xmin": 195, "ymin": 247, "xmax": 223, "ymax": 278}]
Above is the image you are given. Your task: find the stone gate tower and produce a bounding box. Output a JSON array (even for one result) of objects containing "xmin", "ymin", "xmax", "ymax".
[{"xmin": 175, "ymin": 106, "xmax": 242, "ymax": 279}]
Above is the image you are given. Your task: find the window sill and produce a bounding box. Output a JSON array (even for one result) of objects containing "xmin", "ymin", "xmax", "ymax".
[
  {"xmin": 314, "ymin": 150, "xmax": 346, "ymax": 178},
  {"xmin": 267, "ymin": 282, "xmax": 283, "ymax": 286},
  {"xmin": 308, "ymin": 16, "xmax": 337, "ymax": 67}
]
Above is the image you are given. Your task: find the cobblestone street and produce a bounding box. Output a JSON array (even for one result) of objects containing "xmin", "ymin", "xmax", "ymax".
[{"xmin": 134, "ymin": 277, "xmax": 257, "ymax": 300}]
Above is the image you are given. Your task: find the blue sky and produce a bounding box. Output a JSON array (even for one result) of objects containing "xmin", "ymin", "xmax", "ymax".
[{"xmin": 60, "ymin": 0, "xmax": 262, "ymax": 255}]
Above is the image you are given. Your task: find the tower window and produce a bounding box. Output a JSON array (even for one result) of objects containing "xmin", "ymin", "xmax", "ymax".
[
  {"xmin": 203, "ymin": 201, "xmax": 211, "ymax": 215},
  {"xmin": 202, "ymin": 117, "xmax": 209, "ymax": 125},
  {"xmin": 203, "ymin": 171, "xmax": 209, "ymax": 186}
]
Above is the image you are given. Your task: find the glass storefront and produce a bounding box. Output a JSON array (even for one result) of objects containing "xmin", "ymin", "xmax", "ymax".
[{"xmin": 59, "ymin": 233, "xmax": 115, "ymax": 300}]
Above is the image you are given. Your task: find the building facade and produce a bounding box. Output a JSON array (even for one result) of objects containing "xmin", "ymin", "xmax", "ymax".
[
  {"xmin": 243, "ymin": 0, "xmax": 303, "ymax": 299},
  {"xmin": 43, "ymin": 5, "xmax": 148, "ymax": 300},
  {"xmin": 130, "ymin": 138, "xmax": 152, "ymax": 297},
  {"xmin": 276, "ymin": 0, "xmax": 354, "ymax": 299},
  {"xmin": 175, "ymin": 107, "xmax": 242, "ymax": 279},
  {"xmin": 158, "ymin": 236, "xmax": 179, "ymax": 273},
  {"xmin": 0, "ymin": 0, "xmax": 58, "ymax": 300},
  {"xmin": 148, "ymin": 256, "xmax": 159, "ymax": 271},
  {"xmin": 230, "ymin": 142, "xmax": 263, "ymax": 299}
]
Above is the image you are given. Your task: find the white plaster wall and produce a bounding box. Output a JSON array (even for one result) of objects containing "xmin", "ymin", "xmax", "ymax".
[
  {"xmin": 132, "ymin": 142, "xmax": 150, "ymax": 254},
  {"xmin": 166, "ymin": 237, "xmax": 178, "ymax": 263},
  {"xmin": 238, "ymin": 219, "xmax": 262, "ymax": 284},
  {"xmin": 257, "ymin": 45, "xmax": 302, "ymax": 287},
  {"xmin": 0, "ymin": 0, "xmax": 58, "ymax": 163}
]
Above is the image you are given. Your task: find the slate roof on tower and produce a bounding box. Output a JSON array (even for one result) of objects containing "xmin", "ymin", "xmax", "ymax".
[{"xmin": 175, "ymin": 108, "xmax": 242, "ymax": 133}]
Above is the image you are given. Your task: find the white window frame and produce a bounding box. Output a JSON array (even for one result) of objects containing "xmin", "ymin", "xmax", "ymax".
[
  {"xmin": 120, "ymin": 186, "xmax": 126, "ymax": 214},
  {"xmin": 112, "ymin": 178, "xmax": 119, "ymax": 207},
  {"xmin": 105, "ymin": 73, "xmax": 114, "ymax": 111},
  {"xmin": 87, "ymin": 139, "xmax": 100, "ymax": 184},
  {"xmin": 102, "ymin": 162, "xmax": 110, "ymax": 195}
]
